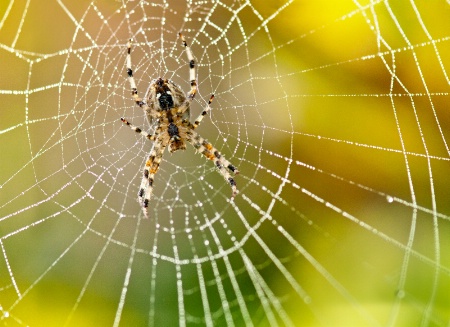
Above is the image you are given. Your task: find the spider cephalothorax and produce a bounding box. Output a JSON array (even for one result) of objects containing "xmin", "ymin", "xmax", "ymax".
[{"xmin": 121, "ymin": 33, "xmax": 239, "ymax": 217}]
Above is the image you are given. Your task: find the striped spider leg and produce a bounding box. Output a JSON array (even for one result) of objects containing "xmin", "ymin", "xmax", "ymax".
[{"xmin": 121, "ymin": 33, "xmax": 239, "ymax": 217}]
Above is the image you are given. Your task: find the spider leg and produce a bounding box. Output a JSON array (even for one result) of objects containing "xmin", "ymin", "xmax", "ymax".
[
  {"xmin": 126, "ymin": 39, "xmax": 152, "ymax": 114},
  {"xmin": 191, "ymin": 94, "xmax": 214, "ymax": 129},
  {"xmin": 188, "ymin": 130, "xmax": 239, "ymax": 197},
  {"xmin": 138, "ymin": 136, "xmax": 168, "ymax": 218},
  {"xmin": 179, "ymin": 33, "xmax": 197, "ymax": 101},
  {"xmin": 121, "ymin": 117, "xmax": 155, "ymax": 140}
]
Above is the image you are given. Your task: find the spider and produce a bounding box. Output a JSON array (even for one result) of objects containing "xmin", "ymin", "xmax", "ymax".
[{"xmin": 121, "ymin": 33, "xmax": 239, "ymax": 217}]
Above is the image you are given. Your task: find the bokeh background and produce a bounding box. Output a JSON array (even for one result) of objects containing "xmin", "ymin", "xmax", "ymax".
[{"xmin": 1, "ymin": 0, "xmax": 450, "ymax": 326}]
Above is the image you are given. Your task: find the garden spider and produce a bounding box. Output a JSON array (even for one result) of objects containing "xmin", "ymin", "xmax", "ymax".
[{"xmin": 121, "ymin": 33, "xmax": 239, "ymax": 217}]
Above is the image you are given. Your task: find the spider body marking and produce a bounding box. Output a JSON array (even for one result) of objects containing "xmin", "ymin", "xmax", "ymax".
[{"xmin": 121, "ymin": 33, "xmax": 239, "ymax": 217}]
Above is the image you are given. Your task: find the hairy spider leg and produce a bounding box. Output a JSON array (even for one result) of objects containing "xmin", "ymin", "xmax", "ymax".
[
  {"xmin": 191, "ymin": 94, "xmax": 214, "ymax": 129},
  {"xmin": 138, "ymin": 136, "xmax": 168, "ymax": 218},
  {"xmin": 126, "ymin": 39, "xmax": 153, "ymax": 116},
  {"xmin": 188, "ymin": 130, "xmax": 239, "ymax": 197},
  {"xmin": 121, "ymin": 117, "xmax": 156, "ymax": 141},
  {"xmin": 179, "ymin": 33, "xmax": 197, "ymax": 101}
]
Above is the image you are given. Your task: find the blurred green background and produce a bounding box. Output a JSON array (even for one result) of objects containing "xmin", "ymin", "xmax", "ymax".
[{"xmin": 1, "ymin": 0, "xmax": 449, "ymax": 326}]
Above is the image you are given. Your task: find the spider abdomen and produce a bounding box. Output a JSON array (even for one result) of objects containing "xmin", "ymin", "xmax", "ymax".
[
  {"xmin": 148, "ymin": 78, "xmax": 186, "ymax": 112},
  {"xmin": 158, "ymin": 92, "xmax": 174, "ymax": 110}
]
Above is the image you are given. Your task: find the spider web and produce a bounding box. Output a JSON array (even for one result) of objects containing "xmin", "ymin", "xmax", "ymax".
[{"xmin": 1, "ymin": 0, "xmax": 450, "ymax": 326}]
